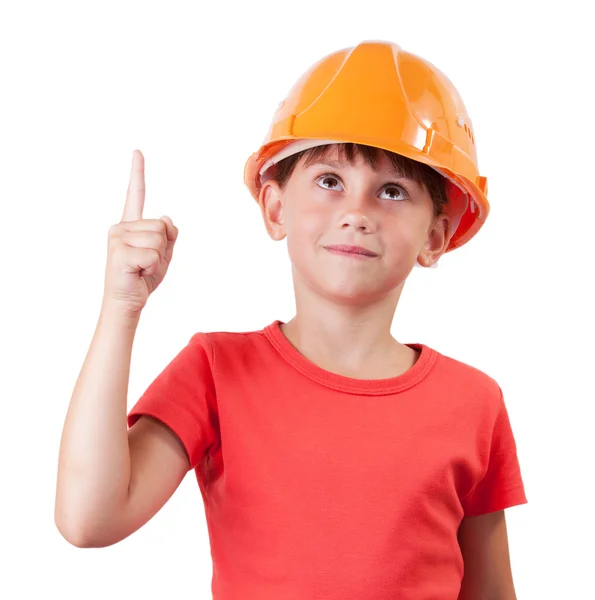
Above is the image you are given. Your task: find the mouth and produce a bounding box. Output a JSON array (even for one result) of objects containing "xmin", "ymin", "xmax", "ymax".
[{"xmin": 324, "ymin": 244, "xmax": 379, "ymax": 258}]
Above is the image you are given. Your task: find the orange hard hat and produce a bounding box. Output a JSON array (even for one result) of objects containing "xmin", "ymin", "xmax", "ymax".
[{"xmin": 244, "ymin": 40, "xmax": 490, "ymax": 253}]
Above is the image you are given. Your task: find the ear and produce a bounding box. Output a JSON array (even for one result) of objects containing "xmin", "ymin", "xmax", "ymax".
[
  {"xmin": 259, "ymin": 180, "xmax": 286, "ymax": 241},
  {"xmin": 417, "ymin": 213, "xmax": 451, "ymax": 267}
]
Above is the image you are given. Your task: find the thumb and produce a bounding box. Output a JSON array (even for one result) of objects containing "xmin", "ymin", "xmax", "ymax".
[
  {"xmin": 160, "ymin": 215, "xmax": 178, "ymax": 266},
  {"xmin": 160, "ymin": 215, "xmax": 179, "ymax": 243}
]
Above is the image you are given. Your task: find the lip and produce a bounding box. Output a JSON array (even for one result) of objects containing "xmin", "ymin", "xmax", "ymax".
[{"xmin": 324, "ymin": 244, "xmax": 378, "ymax": 258}]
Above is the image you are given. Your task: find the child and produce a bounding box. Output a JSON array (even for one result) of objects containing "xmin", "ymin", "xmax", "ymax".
[{"xmin": 55, "ymin": 40, "xmax": 528, "ymax": 599}]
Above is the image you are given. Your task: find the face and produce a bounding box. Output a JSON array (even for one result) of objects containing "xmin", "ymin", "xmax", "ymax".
[{"xmin": 260, "ymin": 146, "xmax": 450, "ymax": 305}]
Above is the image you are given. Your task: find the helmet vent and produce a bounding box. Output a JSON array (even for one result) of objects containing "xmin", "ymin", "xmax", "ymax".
[{"xmin": 457, "ymin": 115, "xmax": 475, "ymax": 145}]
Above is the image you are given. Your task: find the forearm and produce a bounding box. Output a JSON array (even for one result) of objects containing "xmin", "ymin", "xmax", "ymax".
[
  {"xmin": 457, "ymin": 575, "xmax": 518, "ymax": 600},
  {"xmin": 55, "ymin": 302, "xmax": 140, "ymax": 545}
]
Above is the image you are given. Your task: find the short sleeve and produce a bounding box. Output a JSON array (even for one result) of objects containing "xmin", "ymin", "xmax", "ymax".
[
  {"xmin": 127, "ymin": 332, "xmax": 219, "ymax": 471},
  {"xmin": 461, "ymin": 389, "xmax": 528, "ymax": 516}
]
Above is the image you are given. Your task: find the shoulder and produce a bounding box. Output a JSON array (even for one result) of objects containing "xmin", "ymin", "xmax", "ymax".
[
  {"xmin": 434, "ymin": 346, "xmax": 500, "ymax": 389},
  {"xmin": 188, "ymin": 323, "xmax": 273, "ymax": 366},
  {"xmin": 428, "ymin": 344, "xmax": 504, "ymax": 416}
]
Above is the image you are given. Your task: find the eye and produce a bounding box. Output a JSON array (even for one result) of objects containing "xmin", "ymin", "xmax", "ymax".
[
  {"xmin": 315, "ymin": 173, "xmax": 410, "ymax": 202},
  {"xmin": 380, "ymin": 183, "xmax": 409, "ymax": 202},
  {"xmin": 315, "ymin": 174, "xmax": 343, "ymax": 191}
]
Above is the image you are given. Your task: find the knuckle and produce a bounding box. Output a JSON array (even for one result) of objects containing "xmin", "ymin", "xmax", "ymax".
[
  {"xmin": 150, "ymin": 231, "xmax": 164, "ymax": 249},
  {"xmin": 149, "ymin": 247, "xmax": 161, "ymax": 266}
]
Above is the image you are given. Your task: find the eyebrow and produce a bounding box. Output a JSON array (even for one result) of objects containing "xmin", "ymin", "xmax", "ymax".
[{"xmin": 307, "ymin": 159, "xmax": 409, "ymax": 179}]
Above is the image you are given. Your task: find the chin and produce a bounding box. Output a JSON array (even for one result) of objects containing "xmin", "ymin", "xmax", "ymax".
[
  {"xmin": 314, "ymin": 275, "xmax": 400, "ymax": 305},
  {"xmin": 292, "ymin": 256, "xmax": 408, "ymax": 303}
]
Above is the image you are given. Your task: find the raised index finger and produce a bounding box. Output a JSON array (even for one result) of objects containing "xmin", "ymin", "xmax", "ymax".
[{"xmin": 122, "ymin": 149, "xmax": 146, "ymax": 222}]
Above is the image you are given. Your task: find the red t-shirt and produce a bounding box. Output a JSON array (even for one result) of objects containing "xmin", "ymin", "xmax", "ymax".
[{"xmin": 127, "ymin": 319, "xmax": 528, "ymax": 599}]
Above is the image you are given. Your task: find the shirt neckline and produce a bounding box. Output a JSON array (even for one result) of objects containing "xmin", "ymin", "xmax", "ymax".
[{"xmin": 263, "ymin": 319, "xmax": 437, "ymax": 395}]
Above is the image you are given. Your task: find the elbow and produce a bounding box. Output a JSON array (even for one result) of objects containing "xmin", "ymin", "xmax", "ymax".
[
  {"xmin": 54, "ymin": 503, "xmax": 111, "ymax": 549},
  {"xmin": 54, "ymin": 518, "xmax": 92, "ymax": 548}
]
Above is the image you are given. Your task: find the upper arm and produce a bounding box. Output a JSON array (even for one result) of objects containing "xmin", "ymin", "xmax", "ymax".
[
  {"xmin": 457, "ymin": 510, "xmax": 518, "ymax": 600},
  {"xmin": 86, "ymin": 415, "xmax": 191, "ymax": 547}
]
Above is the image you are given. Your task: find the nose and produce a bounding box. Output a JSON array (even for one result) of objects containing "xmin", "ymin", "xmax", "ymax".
[
  {"xmin": 340, "ymin": 212, "xmax": 372, "ymax": 233},
  {"xmin": 338, "ymin": 192, "xmax": 376, "ymax": 233}
]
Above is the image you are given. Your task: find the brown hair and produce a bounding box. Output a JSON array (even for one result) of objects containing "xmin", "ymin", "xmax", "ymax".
[{"xmin": 270, "ymin": 142, "xmax": 449, "ymax": 218}]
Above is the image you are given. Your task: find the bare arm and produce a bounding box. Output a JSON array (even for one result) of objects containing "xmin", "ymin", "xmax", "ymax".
[
  {"xmin": 54, "ymin": 303, "xmax": 191, "ymax": 548},
  {"xmin": 55, "ymin": 150, "xmax": 186, "ymax": 548},
  {"xmin": 457, "ymin": 510, "xmax": 518, "ymax": 600},
  {"xmin": 54, "ymin": 303, "xmax": 136, "ymax": 545}
]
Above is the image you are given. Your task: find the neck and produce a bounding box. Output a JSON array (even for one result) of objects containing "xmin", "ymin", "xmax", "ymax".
[{"xmin": 281, "ymin": 275, "xmax": 408, "ymax": 374}]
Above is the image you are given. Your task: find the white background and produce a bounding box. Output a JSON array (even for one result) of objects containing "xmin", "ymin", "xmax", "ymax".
[{"xmin": 1, "ymin": 0, "xmax": 593, "ymax": 598}]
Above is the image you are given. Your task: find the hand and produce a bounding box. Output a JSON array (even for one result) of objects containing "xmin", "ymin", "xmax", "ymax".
[{"xmin": 102, "ymin": 149, "xmax": 179, "ymax": 316}]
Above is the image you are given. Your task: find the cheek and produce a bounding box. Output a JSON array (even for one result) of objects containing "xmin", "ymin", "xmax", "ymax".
[
  {"xmin": 286, "ymin": 205, "xmax": 327, "ymax": 242},
  {"xmin": 285, "ymin": 207, "xmax": 328, "ymax": 266},
  {"xmin": 390, "ymin": 230, "xmax": 417, "ymax": 255},
  {"xmin": 389, "ymin": 218, "xmax": 427, "ymax": 251},
  {"xmin": 379, "ymin": 224, "xmax": 427, "ymax": 276}
]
